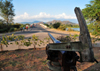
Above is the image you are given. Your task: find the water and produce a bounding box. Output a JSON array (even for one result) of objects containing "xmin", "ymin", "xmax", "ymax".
[{"xmin": 66, "ymin": 28, "xmax": 80, "ymax": 31}]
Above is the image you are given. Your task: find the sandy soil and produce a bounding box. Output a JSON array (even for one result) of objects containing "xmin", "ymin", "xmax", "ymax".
[{"xmin": 0, "ymin": 47, "xmax": 100, "ymax": 71}]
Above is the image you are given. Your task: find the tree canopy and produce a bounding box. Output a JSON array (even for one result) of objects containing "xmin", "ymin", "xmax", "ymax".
[
  {"xmin": 82, "ymin": 0, "xmax": 100, "ymax": 35},
  {"xmin": 82, "ymin": 0, "xmax": 100, "ymax": 22},
  {"xmin": 0, "ymin": 0, "xmax": 15, "ymax": 24}
]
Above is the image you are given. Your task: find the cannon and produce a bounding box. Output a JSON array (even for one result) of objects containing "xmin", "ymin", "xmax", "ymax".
[{"xmin": 46, "ymin": 7, "xmax": 98, "ymax": 71}]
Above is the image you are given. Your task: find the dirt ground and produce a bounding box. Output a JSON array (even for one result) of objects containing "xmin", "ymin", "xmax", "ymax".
[{"xmin": 0, "ymin": 47, "xmax": 100, "ymax": 71}]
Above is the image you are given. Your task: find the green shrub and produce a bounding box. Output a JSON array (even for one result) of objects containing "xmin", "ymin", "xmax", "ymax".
[
  {"xmin": 53, "ymin": 22, "xmax": 61, "ymax": 29},
  {"xmin": 14, "ymin": 28, "xmax": 17, "ymax": 31},
  {"xmin": 92, "ymin": 30, "xmax": 98, "ymax": 35},
  {"xmin": 0, "ymin": 28, "xmax": 8, "ymax": 33},
  {"xmin": 49, "ymin": 25, "xmax": 53, "ymax": 28},
  {"xmin": 58, "ymin": 25, "xmax": 66, "ymax": 30},
  {"xmin": 67, "ymin": 28, "xmax": 74, "ymax": 31},
  {"xmin": 57, "ymin": 35, "xmax": 71, "ymax": 43},
  {"xmin": 12, "ymin": 24, "xmax": 21, "ymax": 28},
  {"xmin": 0, "ymin": 29, "xmax": 4, "ymax": 33},
  {"xmin": 44, "ymin": 24, "xmax": 49, "ymax": 27},
  {"xmin": 9, "ymin": 27, "xmax": 14, "ymax": 32}
]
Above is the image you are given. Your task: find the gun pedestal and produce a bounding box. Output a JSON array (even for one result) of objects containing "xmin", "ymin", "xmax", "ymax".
[{"xmin": 46, "ymin": 7, "xmax": 98, "ymax": 71}]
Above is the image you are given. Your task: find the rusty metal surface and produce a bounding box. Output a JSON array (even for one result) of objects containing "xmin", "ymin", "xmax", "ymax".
[
  {"xmin": 48, "ymin": 42, "xmax": 83, "ymax": 51},
  {"xmin": 46, "ymin": 33, "xmax": 79, "ymax": 71}
]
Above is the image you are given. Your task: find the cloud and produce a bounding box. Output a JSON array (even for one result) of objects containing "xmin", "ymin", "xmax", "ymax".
[{"xmin": 14, "ymin": 12, "xmax": 76, "ymax": 22}]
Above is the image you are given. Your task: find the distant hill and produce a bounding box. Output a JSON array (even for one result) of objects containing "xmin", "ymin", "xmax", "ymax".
[
  {"xmin": 20, "ymin": 19, "xmax": 78, "ymax": 25},
  {"xmin": 46, "ymin": 20, "xmax": 77, "ymax": 25},
  {"xmin": 20, "ymin": 21, "xmax": 42, "ymax": 24}
]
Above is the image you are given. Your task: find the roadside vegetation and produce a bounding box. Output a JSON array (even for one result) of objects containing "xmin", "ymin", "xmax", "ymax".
[
  {"xmin": 82, "ymin": 0, "xmax": 100, "ymax": 36},
  {"xmin": 44, "ymin": 22, "xmax": 79, "ymax": 31},
  {"xmin": 0, "ymin": 33, "xmax": 100, "ymax": 51},
  {"xmin": 0, "ymin": 21, "xmax": 30, "ymax": 33},
  {"xmin": 0, "ymin": 0, "xmax": 30, "ymax": 33}
]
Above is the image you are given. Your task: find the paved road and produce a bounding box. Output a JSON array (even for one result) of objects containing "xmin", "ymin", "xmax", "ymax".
[
  {"xmin": 0, "ymin": 24, "xmax": 70, "ymax": 38},
  {"xmin": 0, "ymin": 24, "xmax": 99, "ymax": 51},
  {"xmin": 0, "ymin": 24, "xmax": 71, "ymax": 51}
]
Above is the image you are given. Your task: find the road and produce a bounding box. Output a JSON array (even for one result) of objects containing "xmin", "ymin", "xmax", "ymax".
[
  {"xmin": 0, "ymin": 24, "xmax": 71, "ymax": 51},
  {"xmin": 0, "ymin": 24, "xmax": 70, "ymax": 38},
  {"xmin": 0, "ymin": 24, "xmax": 99, "ymax": 51}
]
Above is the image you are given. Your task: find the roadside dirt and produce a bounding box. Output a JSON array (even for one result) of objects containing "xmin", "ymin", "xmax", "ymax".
[{"xmin": 0, "ymin": 47, "xmax": 100, "ymax": 71}]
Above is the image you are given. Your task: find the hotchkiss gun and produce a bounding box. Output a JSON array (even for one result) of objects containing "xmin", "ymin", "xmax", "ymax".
[{"xmin": 46, "ymin": 7, "xmax": 98, "ymax": 71}]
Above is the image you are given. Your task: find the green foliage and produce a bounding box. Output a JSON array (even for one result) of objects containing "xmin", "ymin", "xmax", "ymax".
[
  {"xmin": 24, "ymin": 42, "xmax": 31, "ymax": 47},
  {"xmin": 44, "ymin": 37, "xmax": 50, "ymax": 43},
  {"xmin": 0, "ymin": 23, "xmax": 22, "ymax": 33},
  {"xmin": 0, "ymin": 33, "xmax": 100, "ymax": 52},
  {"xmin": 87, "ymin": 22, "xmax": 100, "ymax": 35},
  {"xmin": 0, "ymin": 0, "xmax": 15, "ymax": 24},
  {"xmin": 58, "ymin": 24, "xmax": 66, "ymax": 30},
  {"xmin": 57, "ymin": 34, "xmax": 79, "ymax": 42},
  {"xmin": 82, "ymin": 0, "xmax": 100, "ymax": 22},
  {"xmin": 12, "ymin": 24, "xmax": 21, "ymax": 28},
  {"xmin": 9, "ymin": 61, "xmax": 17, "ymax": 67},
  {"xmin": 0, "ymin": 28, "xmax": 8, "ymax": 33},
  {"xmin": 49, "ymin": 25, "xmax": 53, "ymax": 28},
  {"xmin": 14, "ymin": 28, "xmax": 17, "ymax": 31},
  {"xmin": 71, "ymin": 34, "xmax": 79, "ymax": 41},
  {"xmin": 53, "ymin": 22, "xmax": 61, "ymax": 29},
  {"xmin": 17, "ymin": 35, "xmax": 25, "ymax": 40},
  {"xmin": 1, "ymin": 35, "xmax": 8, "ymax": 47},
  {"xmin": 20, "ymin": 24, "xmax": 24, "ymax": 28},
  {"xmin": 65, "ymin": 24, "xmax": 79, "ymax": 28},
  {"xmin": 57, "ymin": 36, "xmax": 71, "ymax": 43},
  {"xmin": 0, "ymin": 34, "xmax": 49, "ymax": 51},
  {"xmin": 82, "ymin": 0, "xmax": 100, "ymax": 36},
  {"xmin": 44, "ymin": 24, "xmax": 49, "ymax": 27},
  {"xmin": 9, "ymin": 27, "xmax": 14, "ymax": 32},
  {"xmin": 67, "ymin": 28, "xmax": 74, "ymax": 31}
]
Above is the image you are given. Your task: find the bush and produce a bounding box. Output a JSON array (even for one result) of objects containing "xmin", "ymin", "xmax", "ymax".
[
  {"xmin": 53, "ymin": 22, "xmax": 61, "ymax": 29},
  {"xmin": 12, "ymin": 24, "xmax": 21, "ymax": 28},
  {"xmin": 58, "ymin": 25, "xmax": 66, "ymax": 30},
  {"xmin": 57, "ymin": 36, "xmax": 71, "ymax": 43},
  {"xmin": 44, "ymin": 24, "xmax": 49, "ymax": 27},
  {"xmin": 49, "ymin": 25, "xmax": 53, "ymax": 28},
  {"xmin": 67, "ymin": 28, "xmax": 74, "ymax": 31},
  {"xmin": 14, "ymin": 28, "xmax": 18, "ymax": 31},
  {"xmin": 0, "ymin": 29, "xmax": 4, "ymax": 33},
  {"xmin": 0, "ymin": 28, "xmax": 8, "ymax": 33},
  {"xmin": 9, "ymin": 27, "xmax": 14, "ymax": 32},
  {"xmin": 92, "ymin": 30, "xmax": 98, "ymax": 35}
]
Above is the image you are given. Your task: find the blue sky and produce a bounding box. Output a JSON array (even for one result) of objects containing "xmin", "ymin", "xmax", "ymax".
[{"xmin": 12, "ymin": 0, "xmax": 90, "ymax": 23}]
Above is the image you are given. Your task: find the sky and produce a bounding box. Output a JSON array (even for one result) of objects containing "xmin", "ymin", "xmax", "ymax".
[{"xmin": 12, "ymin": 0, "xmax": 90, "ymax": 23}]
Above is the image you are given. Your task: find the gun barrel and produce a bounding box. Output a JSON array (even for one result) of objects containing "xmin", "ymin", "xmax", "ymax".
[{"xmin": 48, "ymin": 33, "xmax": 61, "ymax": 43}]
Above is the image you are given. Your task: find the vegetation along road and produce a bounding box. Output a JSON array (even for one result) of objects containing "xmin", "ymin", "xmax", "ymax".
[{"xmin": 0, "ymin": 24, "xmax": 78, "ymax": 51}]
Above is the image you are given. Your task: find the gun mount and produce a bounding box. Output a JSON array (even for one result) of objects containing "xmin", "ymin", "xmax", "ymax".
[{"xmin": 46, "ymin": 7, "xmax": 98, "ymax": 71}]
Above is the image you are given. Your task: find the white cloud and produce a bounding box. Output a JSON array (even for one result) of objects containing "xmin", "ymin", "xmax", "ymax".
[{"xmin": 14, "ymin": 12, "xmax": 76, "ymax": 22}]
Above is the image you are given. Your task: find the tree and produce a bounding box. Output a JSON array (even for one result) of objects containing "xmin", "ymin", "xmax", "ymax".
[
  {"xmin": 82, "ymin": 0, "xmax": 100, "ymax": 22},
  {"xmin": 0, "ymin": 0, "xmax": 15, "ymax": 25},
  {"xmin": 53, "ymin": 22, "xmax": 61, "ymax": 29},
  {"xmin": 82, "ymin": 0, "xmax": 100, "ymax": 35}
]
